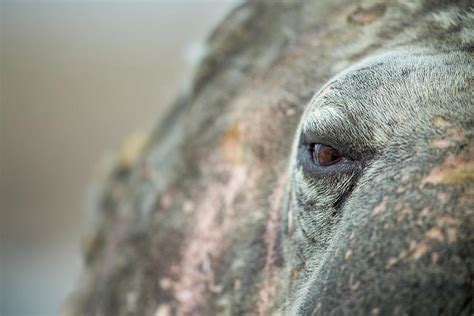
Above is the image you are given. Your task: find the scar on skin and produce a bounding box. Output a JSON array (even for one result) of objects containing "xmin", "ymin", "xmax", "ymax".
[{"xmin": 422, "ymin": 145, "xmax": 474, "ymax": 185}]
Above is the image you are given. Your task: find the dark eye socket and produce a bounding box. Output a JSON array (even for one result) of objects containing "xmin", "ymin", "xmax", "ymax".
[{"xmin": 311, "ymin": 144, "xmax": 342, "ymax": 166}]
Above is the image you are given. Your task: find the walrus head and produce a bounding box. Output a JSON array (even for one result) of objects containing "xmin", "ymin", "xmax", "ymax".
[{"xmin": 65, "ymin": 3, "xmax": 473, "ymax": 315}]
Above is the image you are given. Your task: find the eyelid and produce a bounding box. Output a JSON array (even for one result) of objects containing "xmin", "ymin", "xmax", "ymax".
[
  {"xmin": 300, "ymin": 123, "xmax": 364, "ymax": 162},
  {"xmin": 300, "ymin": 131, "xmax": 352, "ymax": 161},
  {"xmin": 298, "ymin": 144, "xmax": 356, "ymax": 177},
  {"xmin": 301, "ymin": 106, "xmax": 346, "ymax": 137}
]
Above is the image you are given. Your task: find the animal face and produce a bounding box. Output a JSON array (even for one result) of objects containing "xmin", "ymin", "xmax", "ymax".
[
  {"xmin": 67, "ymin": 2, "xmax": 473, "ymax": 314},
  {"xmin": 285, "ymin": 49, "xmax": 473, "ymax": 314}
]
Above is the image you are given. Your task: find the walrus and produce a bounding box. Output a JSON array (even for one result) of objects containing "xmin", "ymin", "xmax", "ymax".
[{"xmin": 65, "ymin": 1, "xmax": 473, "ymax": 315}]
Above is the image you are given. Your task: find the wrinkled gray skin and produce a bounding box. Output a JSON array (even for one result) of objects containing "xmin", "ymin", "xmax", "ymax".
[
  {"xmin": 66, "ymin": 1, "xmax": 473, "ymax": 315},
  {"xmin": 287, "ymin": 49, "xmax": 473, "ymax": 315}
]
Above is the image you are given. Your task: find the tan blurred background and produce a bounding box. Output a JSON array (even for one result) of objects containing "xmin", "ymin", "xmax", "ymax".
[{"xmin": 0, "ymin": 1, "xmax": 236, "ymax": 315}]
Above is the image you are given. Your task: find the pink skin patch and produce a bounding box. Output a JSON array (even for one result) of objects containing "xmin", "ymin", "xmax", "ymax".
[
  {"xmin": 256, "ymin": 173, "xmax": 288, "ymax": 315},
  {"xmin": 318, "ymin": 84, "xmax": 332, "ymax": 99},
  {"xmin": 95, "ymin": 213, "xmax": 129, "ymax": 294},
  {"xmin": 170, "ymin": 164, "xmax": 249, "ymax": 316}
]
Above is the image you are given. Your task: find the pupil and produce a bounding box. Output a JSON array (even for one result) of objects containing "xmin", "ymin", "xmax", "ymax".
[{"xmin": 313, "ymin": 144, "xmax": 341, "ymax": 166}]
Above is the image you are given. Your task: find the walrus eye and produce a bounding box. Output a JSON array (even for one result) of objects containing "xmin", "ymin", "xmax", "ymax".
[{"xmin": 312, "ymin": 144, "xmax": 342, "ymax": 166}]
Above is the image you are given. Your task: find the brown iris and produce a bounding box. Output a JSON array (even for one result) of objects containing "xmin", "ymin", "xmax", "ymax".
[{"xmin": 312, "ymin": 144, "xmax": 342, "ymax": 166}]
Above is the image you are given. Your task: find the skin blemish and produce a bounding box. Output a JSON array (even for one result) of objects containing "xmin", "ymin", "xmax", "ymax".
[
  {"xmin": 419, "ymin": 207, "xmax": 430, "ymax": 218},
  {"xmin": 436, "ymin": 215, "xmax": 459, "ymax": 244},
  {"xmin": 285, "ymin": 107, "xmax": 296, "ymax": 116},
  {"xmin": 446, "ymin": 228, "xmax": 457, "ymax": 244},
  {"xmin": 286, "ymin": 198, "xmax": 294, "ymax": 235},
  {"xmin": 385, "ymin": 257, "xmax": 400, "ymax": 269},
  {"xmin": 429, "ymin": 126, "xmax": 466, "ymax": 148},
  {"xmin": 154, "ymin": 304, "xmax": 172, "ymax": 316},
  {"xmin": 436, "ymin": 192, "xmax": 448, "ymax": 203},
  {"xmin": 345, "ymin": 249, "xmax": 353, "ymax": 260},
  {"xmin": 422, "ymin": 145, "xmax": 474, "ymax": 185},
  {"xmin": 256, "ymin": 173, "xmax": 288, "ymax": 315},
  {"xmin": 425, "ymin": 227, "xmax": 444, "ymax": 242},
  {"xmin": 307, "ymin": 82, "xmax": 334, "ymax": 114},
  {"xmin": 319, "ymin": 84, "xmax": 332, "ymax": 98},
  {"xmin": 409, "ymin": 241, "xmax": 430, "ymax": 260},
  {"xmin": 220, "ymin": 122, "xmax": 245, "ymax": 165},
  {"xmin": 458, "ymin": 187, "xmax": 474, "ymax": 206},
  {"xmin": 386, "ymin": 239, "xmax": 433, "ymax": 268},
  {"xmin": 348, "ymin": 273, "xmax": 361, "ymax": 291},
  {"xmin": 182, "ymin": 200, "xmax": 194, "ymax": 214},
  {"xmin": 431, "ymin": 116, "xmax": 450, "ymax": 129},
  {"xmin": 371, "ymin": 197, "xmax": 388, "ymax": 216},
  {"xmin": 290, "ymin": 265, "xmax": 302, "ymax": 280},
  {"xmin": 159, "ymin": 190, "xmax": 174, "ymax": 210},
  {"xmin": 429, "ymin": 139, "xmax": 451, "ymax": 148},
  {"xmin": 170, "ymin": 164, "xmax": 249, "ymax": 315},
  {"xmin": 347, "ymin": 4, "xmax": 386, "ymax": 25},
  {"xmin": 396, "ymin": 208, "xmax": 412, "ymax": 223},
  {"xmin": 118, "ymin": 130, "xmax": 149, "ymax": 169}
]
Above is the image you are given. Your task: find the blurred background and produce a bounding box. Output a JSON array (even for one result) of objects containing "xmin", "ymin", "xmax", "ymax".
[{"xmin": 0, "ymin": 1, "xmax": 236, "ymax": 315}]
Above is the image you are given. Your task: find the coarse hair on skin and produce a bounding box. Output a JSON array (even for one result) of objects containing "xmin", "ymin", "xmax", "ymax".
[{"xmin": 284, "ymin": 46, "xmax": 473, "ymax": 315}]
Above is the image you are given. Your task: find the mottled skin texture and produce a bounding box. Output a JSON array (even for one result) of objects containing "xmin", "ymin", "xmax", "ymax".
[
  {"xmin": 287, "ymin": 49, "xmax": 473, "ymax": 315},
  {"xmin": 65, "ymin": 1, "xmax": 473, "ymax": 315}
]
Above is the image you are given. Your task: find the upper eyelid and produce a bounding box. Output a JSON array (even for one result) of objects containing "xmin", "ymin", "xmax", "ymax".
[
  {"xmin": 299, "ymin": 106, "xmax": 376, "ymax": 161},
  {"xmin": 300, "ymin": 107, "xmax": 347, "ymax": 144}
]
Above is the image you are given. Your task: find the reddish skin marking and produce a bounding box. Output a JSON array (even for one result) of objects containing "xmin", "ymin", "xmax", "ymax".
[
  {"xmin": 170, "ymin": 164, "xmax": 249, "ymax": 316},
  {"xmin": 319, "ymin": 84, "xmax": 332, "ymax": 98},
  {"xmin": 256, "ymin": 173, "xmax": 288, "ymax": 315}
]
